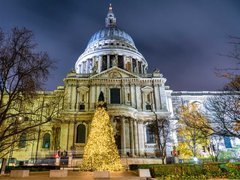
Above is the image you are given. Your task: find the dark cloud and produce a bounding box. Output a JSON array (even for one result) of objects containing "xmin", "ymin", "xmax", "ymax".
[{"xmin": 0, "ymin": 0, "xmax": 239, "ymax": 91}]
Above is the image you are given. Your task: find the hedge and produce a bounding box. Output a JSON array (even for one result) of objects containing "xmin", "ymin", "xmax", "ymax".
[{"xmin": 129, "ymin": 162, "xmax": 240, "ymax": 179}]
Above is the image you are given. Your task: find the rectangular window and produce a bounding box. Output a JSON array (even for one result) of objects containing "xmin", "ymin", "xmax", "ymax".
[
  {"xmin": 146, "ymin": 104, "xmax": 152, "ymax": 110},
  {"xmin": 132, "ymin": 58, "xmax": 136, "ymax": 72},
  {"xmin": 110, "ymin": 88, "xmax": 120, "ymax": 104},
  {"xmin": 79, "ymin": 103, "xmax": 85, "ymax": 111},
  {"xmin": 224, "ymin": 137, "xmax": 232, "ymax": 148},
  {"xmin": 77, "ymin": 124, "xmax": 86, "ymax": 143},
  {"xmin": 146, "ymin": 125, "xmax": 155, "ymax": 143},
  {"xmin": 102, "ymin": 55, "xmax": 107, "ymax": 71},
  {"xmin": 118, "ymin": 55, "xmax": 124, "ymax": 69},
  {"xmin": 138, "ymin": 61, "xmax": 142, "ymax": 74}
]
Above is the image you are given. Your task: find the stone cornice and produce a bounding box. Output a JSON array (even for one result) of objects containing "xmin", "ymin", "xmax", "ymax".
[{"xmin": 172, "ymin": 91, "xmax": 240, "ymax": 96}]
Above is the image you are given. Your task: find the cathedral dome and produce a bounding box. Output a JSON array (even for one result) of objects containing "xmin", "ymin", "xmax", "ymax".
[
  {"xmin": 75, "ymin": 4, "xmax": 148, "ymax": 75},
  {"xmin": 86, "ymin": 27, "xmax": 136, "ymax": 50}
]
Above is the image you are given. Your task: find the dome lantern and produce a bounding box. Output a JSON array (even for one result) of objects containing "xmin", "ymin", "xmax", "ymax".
[{"xmin": 105, "ymin": 3, "xmax": 116, "ymax": 28}]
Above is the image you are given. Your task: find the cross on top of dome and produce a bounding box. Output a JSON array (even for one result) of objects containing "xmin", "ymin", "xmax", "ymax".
[{"xmin": 105, "ymin": 3, "xmax": 116, "ymax": 27}]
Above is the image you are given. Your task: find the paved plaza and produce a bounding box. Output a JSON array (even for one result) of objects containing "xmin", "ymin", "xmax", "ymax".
[{"xmin": 0, "ymin": 170, "xmax": 142, "ymax": 180}]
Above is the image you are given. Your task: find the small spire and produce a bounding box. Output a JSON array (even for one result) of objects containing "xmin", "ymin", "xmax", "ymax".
[
  {"xmin": 109, "ymin": 3, "xmax": 112, "ymax": 12},
  {"xmin": 105, "ymin": 3, "xmax": 116, "ymax": 27}
]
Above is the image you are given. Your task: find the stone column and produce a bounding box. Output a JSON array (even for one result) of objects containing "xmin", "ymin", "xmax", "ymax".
[
  {"xmin": 70, "ymin": 85, "xmax": 74, "ymax": 110},
  {"xmin": 134, "ymin": 120, "xmax": 139, "ymax": 156},
  {"xmin": 72, "ymin": 120, "xmax": 76, "ymax": 147},
  {"xmin": 72, "ymin": 86, "xmax": 77, "ymax": 111},
  {"xmin": 129, "ymin": 118, "xmax": 135, "ymax": 156},
  {"xmin": 107, "ymin": 55, "xmax": 110, "ymax": 69},
  {"xmin": 86, "ymin": 60, "xmax": 89, "ymax": 73},
  {"xmin": 90, "ymin": 85, "xmax": 95, "ymax": 109},
  {"xmin": 98, "ymin": 56, "xmax": 102, "ymax": 73},
  {"xmin": 136, "ymin": 85, "xmax": 142, "ymax": 110},
  {"xmin": 123, "ymin": 56, "xmax": 127, "ymax": 70},
  {"xmin": 86, "ymin": 91, "xmax": 89, "ymax": 111},
  {"xmin": 125, "ymin": 119, "xmax": 130, "ymax": 155},
  {"xmin": 61, "ymin": 123, "xmax": 69, "ymax": 150},
  {"xmin": 138, "ymin": 121, "xmax": 145, "ymax": 156},
  {"xmin": 96, "ymin": 85, "xmax": 100, "ymax": 102},
  {"xmin": 159, "ymin": 85, "xmax": 167, "ymax": 110},
  {"xmin": 68, "ymin": 122, "xmax": 74, "ymax": 150},
  {"xmin": 67, "ymin": 85, "xmax": 72, "ymax": 110},
  {"xmin": 77, "ymin": 90, "xmax": 80, "ymax": 111},
  {"xmin": 121, "ymin": 117, "xmax": 126, "ymax": 155},
  {"xmin": 135, "ymin": 60, "xmax": 139, "ymax": 73},
  {"xmin": 142, "ymin": 93, "xmax": 146, "ymax": 111},
  {"xmin": 122, "ymin": 82, "xmax": 125, "ymax": 105},
  {"xmin": 130, "ymin": 57, "xmax": 133, "ymax": 72},
  {"xmin": 80, "ymin": 63, "xmax": 83, "ymax": 74},
  {"xmin": 151, "ymin": 92, "xmax": 156, "ymax": 111},
  {"xmin": 130, "ymin": 84, "xmax": 136, "ymax": 108},
  {"xmin": 154, "ymin": 84, "xmax": 160, "ymax": 111}
]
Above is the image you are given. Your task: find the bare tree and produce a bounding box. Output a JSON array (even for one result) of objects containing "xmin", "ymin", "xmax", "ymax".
[
  {"xmin": 217, "ymin": 36, "xmax": 240, "ymax": 90},
  {"xmin": 204, "ymin": 94, "xmax": 240, "ymax": 139},
  {"xmin": 0, "ymin": 27, "xmax": 61, "ymax": 171},
  {"xmin": 201, "ymin": 36, "xmax": 240, "ymax": 149},
  {"xmin": 149, "ymin": 115, "xmax": 172, "ymax": 164},
  {"xmin": 206, "ymin": 135, "xmax": 222, "ymax": 162}
]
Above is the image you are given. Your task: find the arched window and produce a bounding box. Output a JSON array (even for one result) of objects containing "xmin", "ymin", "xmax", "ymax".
[
  {"xmin": 18, "ymin": 133, "xmax": 27, "ymax": 148},
  {"xmin": 76, "ymin": 124, "xmax": 86, "ymax": 143},
  {"xmin": 42, "ymin": 133, "xmax": 50, "ymax": 148},
  {"xmin": 146, "ymin": 125, "xmax": 155, "ymax": 144}
]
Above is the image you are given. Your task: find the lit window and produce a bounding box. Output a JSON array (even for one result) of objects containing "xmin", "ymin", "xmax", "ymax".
[
  {"xmin": 224, "ymin": 137, "xmax": 232, "ymax": 148},
  {"xmin": 79, "ymin": 103, "xmax": 85, "ymax": 111},
  {"xmin": 146, "ymin": 125, "xmax": 155, "ymax": 143},
  {"xmin": 76, "ymin": 124, "xmax": 86, "ymax": 143},
  {"xmin": 110, "ymin": 88, "xmax": 120, "ymax": 104},
  {"xmin": 42, "ymin": 133, "xmax": 50, "ymax": 149},
  {"xmin": 146, "ymin": 103, "xmax": 152, "ymax": 110}
]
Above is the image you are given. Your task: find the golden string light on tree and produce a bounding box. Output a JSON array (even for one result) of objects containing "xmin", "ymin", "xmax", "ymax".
[{"xmin": 81, "ymin": 92, "xmax": 123, "ymax": 171}]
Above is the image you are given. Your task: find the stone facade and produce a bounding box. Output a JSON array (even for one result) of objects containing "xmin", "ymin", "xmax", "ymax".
[{"xmin": 9, "ymin": 5, "xmax": 239, "ymax": 164}]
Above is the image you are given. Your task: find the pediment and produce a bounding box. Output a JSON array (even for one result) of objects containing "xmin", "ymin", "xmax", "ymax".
[
  {"xmin": 77, "ymin": 86, "xmax": 89, "ymax": 92},
  {"xmin": 141, "ymin": 86, "xmax": 153, "ymax": 93},
  {"xmin": 90, "ymin": 67, "xmax": 139, "ymax": 79}
]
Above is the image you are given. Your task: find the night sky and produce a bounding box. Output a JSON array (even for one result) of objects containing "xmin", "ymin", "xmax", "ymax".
[{"xmin": 1, "ymin": 0, "xmax": 240, "ymax": 91}]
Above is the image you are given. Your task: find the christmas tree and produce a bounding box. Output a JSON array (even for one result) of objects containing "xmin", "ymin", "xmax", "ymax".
[{"xmin": 81, "ymin": 92, "xmax": 123, "ymax": 171}]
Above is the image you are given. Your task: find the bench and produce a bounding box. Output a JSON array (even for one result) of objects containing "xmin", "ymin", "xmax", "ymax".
[
  {"xmin": 49, "ymin": 170, "xmax": 68, "ymax": 177},
  {"xmin": 94, "ymin": 171, "xmax": 110, "ymax": 179},
  {"xmin": 10, "ymin": 170, "xmax": 29, "ymax": 177}
]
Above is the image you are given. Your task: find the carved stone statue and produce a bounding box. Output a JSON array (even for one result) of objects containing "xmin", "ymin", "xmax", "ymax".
[
  {"xmin": 112, "ymin": 57, "xmax": 118, "ymax": 67},
  {"xmin": 92, "ymin": 60, "xmax": 98, "ymax": 73}
]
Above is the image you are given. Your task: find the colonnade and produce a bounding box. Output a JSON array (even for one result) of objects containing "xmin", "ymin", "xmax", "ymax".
[
  {"xmin": 78, "ymin": 55, "xmax": 146, "ymax": 74},
  {"xmin": 112, "ymin": 116, "xmax": 145, "ymax": 157}
]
